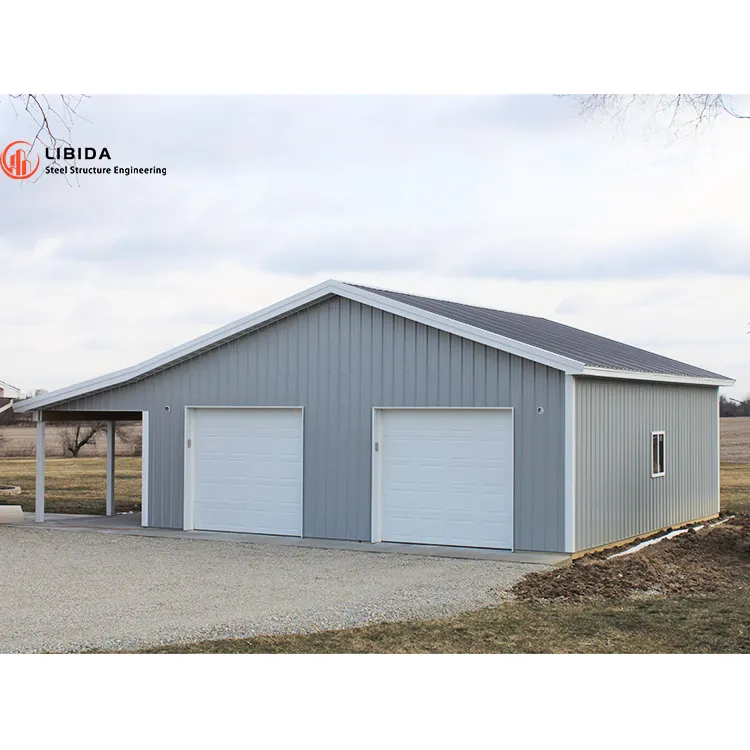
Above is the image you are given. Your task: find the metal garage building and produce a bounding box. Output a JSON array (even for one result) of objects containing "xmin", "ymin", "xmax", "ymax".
[{"xmin": 16, "ymin": 280, "xmax": 733, "ymax": 555}]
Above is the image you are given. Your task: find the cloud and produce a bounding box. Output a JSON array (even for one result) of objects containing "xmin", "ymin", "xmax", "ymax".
[
  {"xmin": 1, "ymin": 95, "xmax": 748, "ymax": 399},
  {"xmin": 460, "ymin": 229, "xmax": 750, "ymax": 281},
  {"xmin": 452, "ymin": 95, "xmax": 581, "ymax": 132},
  {"xmin": 554, "ymin": 294, "xmax": 596, "ymax": 315}
]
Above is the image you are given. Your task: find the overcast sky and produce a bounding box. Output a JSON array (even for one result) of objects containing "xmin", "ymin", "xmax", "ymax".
[{"xmin": 1, "ymin": 95, "xmax": 747, "ymax": 398}]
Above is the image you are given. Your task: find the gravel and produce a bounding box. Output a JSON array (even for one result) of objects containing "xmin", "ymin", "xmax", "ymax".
[{"xmin": 0, "ymin": 526, "xmax": 544, "ymax": 653}]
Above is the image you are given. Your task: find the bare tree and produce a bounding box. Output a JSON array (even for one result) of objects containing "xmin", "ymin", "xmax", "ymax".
[
  {"xmin": 114, "ymin": 422, "xmax": 143, "ymax": 457},
  {"xmin": 54, "ymin": 422, "xmax": 105, "ymax": 458},
  {"xmin": 4, "ymin": 95, "xmax": 90, "ymax": 159},
  {"xmin": 574, "ymin": 94, "xmax": 750, "ymax": 138},
  {"xmin": 2, "ymin": 95, "xmax": 91, "ymax": 185},
  {"xmin": 577, "ymin": 96, "xmax": 750, "ymax": 329},
  {"xmin": 720, "ymin": 395, "xmax": 750, "ymax": 418},
  {"xmin": 53, "ymin": 421, "xmax": 141, "ymax": 458}
]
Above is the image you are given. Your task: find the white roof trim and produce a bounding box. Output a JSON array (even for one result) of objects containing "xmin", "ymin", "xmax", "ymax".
[
  {"xmin": 14, "ymin": 280, "xmax": 732, "ymax": 412},
  {"xmin": 581, "ymin": 366, "xmax": 734, "ymax": 387},
  {"xmin": 15, "ymin": 280, "xmax": 341, "ymax": 412}
]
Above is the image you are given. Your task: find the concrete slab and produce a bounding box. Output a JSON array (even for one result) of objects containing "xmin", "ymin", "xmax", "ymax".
[
  {"xmin": 19, "ymin": 513, "xmax": 570, "ymax": 566},
  {"xmin": 21, "ymin": 512, "xmax": 142, "ymax": 528}
]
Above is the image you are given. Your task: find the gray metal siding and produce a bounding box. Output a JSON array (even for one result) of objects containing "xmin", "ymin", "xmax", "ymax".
[
  {"xmin": 575, "ymin": 378, "xmax": 719, "ymax": 552},
  {"xmin": 49, "ymin": 296, "xmax": 566, "ymax": 550}
]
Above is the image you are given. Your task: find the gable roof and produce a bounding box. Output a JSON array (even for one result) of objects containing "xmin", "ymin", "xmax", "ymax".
[
  {"xmin": 15, "ymin": 279, "xmax": 734, "ymax": 413},
  {"xmin": 355, "ymin": 284, "xmax": 730, "ymax": 381}
]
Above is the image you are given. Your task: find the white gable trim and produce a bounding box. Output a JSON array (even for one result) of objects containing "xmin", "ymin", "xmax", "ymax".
[
  {"xmin": 15, "ymin": 280, "xmax": 341, "ymax": 413},
  {"xmin": 14, "ymin": 280, "xmax": 733, "ymax": 412}
]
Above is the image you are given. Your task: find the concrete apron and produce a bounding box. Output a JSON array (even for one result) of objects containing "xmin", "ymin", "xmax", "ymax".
[{"xmin": 18, "ymin": 513, "xmax": 571, "ymax": 566}]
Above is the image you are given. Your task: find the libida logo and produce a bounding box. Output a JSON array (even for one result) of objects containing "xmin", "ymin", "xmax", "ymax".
[{"xmin": 1, "ymin": 141, "xmax": 41, "ymax": 180}]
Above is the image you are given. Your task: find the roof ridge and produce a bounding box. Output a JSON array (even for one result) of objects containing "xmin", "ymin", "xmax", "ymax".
[{"xmin": 350, "ymin": 282, "xmax": 545, "ymax": 321}]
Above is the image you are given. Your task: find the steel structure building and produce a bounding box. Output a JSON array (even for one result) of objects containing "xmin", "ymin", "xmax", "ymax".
[{"xmin": 16, "ymin": 280, "xmax": 732, "ymax": 554}]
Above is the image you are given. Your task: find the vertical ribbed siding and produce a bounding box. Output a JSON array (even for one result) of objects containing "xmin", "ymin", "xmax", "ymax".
[
  {"xmin": 575, "ymin": 378, "xmax": 719, "ymax": 552},
  {"xmin": 49, "ymin": 296, "xmax": 566, "ymax": 549}
]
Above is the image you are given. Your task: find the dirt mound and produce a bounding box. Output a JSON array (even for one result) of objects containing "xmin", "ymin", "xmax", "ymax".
[{"xmin": 513, "ymin": 516, "xmax": 750, "ymax": 601}]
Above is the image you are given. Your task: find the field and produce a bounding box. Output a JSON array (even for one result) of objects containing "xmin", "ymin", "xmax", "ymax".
[
  {"xmin": 0, "ymin": 421, "xmax": 142, "ymax": 514},
  {"xmin": 0, "ymin": 457, "xmax": 142, "ymax": 515},
  {"xmin": 721, "ymin": 417, "xmax": 750, "ymax": 463},
  {"xmin": 0, "ymin": 424, "xmax": 141, "ymax": 458}
]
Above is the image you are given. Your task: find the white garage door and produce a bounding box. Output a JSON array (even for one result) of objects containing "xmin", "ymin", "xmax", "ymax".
[
  {"xmin": 378, "ymin": 409, "xmax": 513, "ymax": 549},
  {"xmin": 190, "ymin": 408, "xmax": 303, "ymax": 535}
]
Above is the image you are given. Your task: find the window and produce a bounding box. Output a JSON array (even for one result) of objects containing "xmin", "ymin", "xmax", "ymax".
[{"xmin": 651, "ymin": 431, "xmax": 665, "ymax": 477}]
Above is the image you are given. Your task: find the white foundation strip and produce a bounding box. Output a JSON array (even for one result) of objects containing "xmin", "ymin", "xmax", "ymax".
[{"xmin": 607, "ymin": 516, "xmax": 735, "ymax": 559}]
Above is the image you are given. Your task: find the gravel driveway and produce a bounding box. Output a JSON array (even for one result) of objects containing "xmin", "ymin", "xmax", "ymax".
[{"xmin": 0, "ymin": 527, "xmax": 544, "ymax": 653}]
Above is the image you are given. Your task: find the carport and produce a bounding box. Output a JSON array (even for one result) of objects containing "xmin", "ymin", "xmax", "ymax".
[{"xmin": 32, "ymin": 409, "xmax": 145, "ymax": 523}]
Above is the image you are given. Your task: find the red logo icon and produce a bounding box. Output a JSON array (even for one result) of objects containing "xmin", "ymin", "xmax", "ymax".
[{"xmin": 1, "ymin": 141, "xmax": 41, "ymax": 180}]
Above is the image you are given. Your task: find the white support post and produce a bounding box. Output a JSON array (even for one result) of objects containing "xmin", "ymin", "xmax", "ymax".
[
  {"xmin": 141, "ymin": 411, "xmax": 149, "ymax": 527},
  {"xmin": 35, "ymin": 418, "xmax": 45, "ymax": 523},
  {"xmin": 717, "ymin": 388, "xmax": 721, "ymax": 515},
  {"xmin": 106, "ymin": 420, "xmax": 116, "ymax": 517}
]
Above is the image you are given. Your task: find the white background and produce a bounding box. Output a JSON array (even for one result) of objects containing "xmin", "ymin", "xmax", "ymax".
[{"xmin": 2, "ymin": 2, "xmax": 746, "ymax": 747}]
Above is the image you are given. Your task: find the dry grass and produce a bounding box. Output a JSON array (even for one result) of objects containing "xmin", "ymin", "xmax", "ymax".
[
  {"xmin": 0, "ymin": 457, "xmax": 141, "ymax": 515},
  {"xmin": 720, "ymin": 463, "xmax": 750, "ymax": 514},
  {"xmin": 146, "ymin": 594, "xmax": 750, "ymax": 654}
]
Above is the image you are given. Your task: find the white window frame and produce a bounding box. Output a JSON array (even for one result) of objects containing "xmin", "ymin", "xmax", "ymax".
[{"xmin": 651, "ymin": 430, "xmax": 666, "ymax": 478}]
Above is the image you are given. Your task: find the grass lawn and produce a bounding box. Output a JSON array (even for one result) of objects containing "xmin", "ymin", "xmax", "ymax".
[{"xmin": 0, "ymin": 457, "xmax": 142, "ymax": 515}]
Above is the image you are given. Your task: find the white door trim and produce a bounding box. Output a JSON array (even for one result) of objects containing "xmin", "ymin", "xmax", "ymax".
[
  {"xmin": 370, "ymin": 408, "xmax": 382, "ymax": 543},
  {"xmin": 183, "ymin": 405, "xmax": 304, "ymax": 534},
  {"xmin": 371, "ymin": 406, "xmax": 515, "ymax": 550}
]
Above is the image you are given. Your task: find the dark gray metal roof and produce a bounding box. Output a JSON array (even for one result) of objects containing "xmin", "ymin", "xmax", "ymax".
[{"xmin": 356, "ymin": 285, "xmax": 730, "ymax": 380}]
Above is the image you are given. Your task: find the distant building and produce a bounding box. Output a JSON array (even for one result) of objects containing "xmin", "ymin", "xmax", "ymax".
[
  {"xmin": 0, "ymin": 380, "xmax": 22, "ymax": 423},
  {"xmin": 0, "ymin": 379, "xmax": 21, "ymax": 406}
]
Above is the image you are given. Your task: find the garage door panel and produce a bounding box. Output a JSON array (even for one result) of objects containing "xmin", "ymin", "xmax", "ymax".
[
  {"xmin": 191, "ymin": 408, "xmax": 303, "ymax": 535},
  {"xmin": 380, "ymin": 409, "xmax": 513, "ymax": 549}
]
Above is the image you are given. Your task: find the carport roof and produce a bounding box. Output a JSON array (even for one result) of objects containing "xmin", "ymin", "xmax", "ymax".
[{"xmin": 15, "ymin": 279, "xmax": 734, "ymax": 412}]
